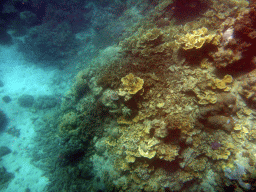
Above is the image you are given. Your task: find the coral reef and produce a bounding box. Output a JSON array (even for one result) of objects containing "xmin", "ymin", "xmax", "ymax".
[
  {"xmin": 59, "ymin": 111, "xmax": 79, "ymax": 138},
  {"xmin": 2, "ymin": 96, "xmax": 11, "ymax": 103},
  {"xmin": 50, "ymin": 0, "xmax": 256, "ymax": 191},
  {"xmin": 211, "ymin": 47, "xmax": 242, "ymax": 69},
  {"xmin": 0, "ymin": 166, "xmax": 14, "ymax": 190}
]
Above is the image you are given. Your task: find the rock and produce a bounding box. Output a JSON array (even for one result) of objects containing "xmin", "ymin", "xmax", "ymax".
[
  {"xmin": 0, "ymin": 146, "xmax": 11, "ymax": 158},
  {"xmin": 2, "ymin": 96, "xmax": 11, "ymax": 103},
  {"xmin": 18, "ymin": 94, "xmax": 34, "ymax": 107}
]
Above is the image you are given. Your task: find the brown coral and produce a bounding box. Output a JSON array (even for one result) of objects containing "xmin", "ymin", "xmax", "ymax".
[
  {"xmin": 213, "ymin": 2, "xmax": 256, "ymax": 71},
  {"xmin": 207, "ymin": 115, "xmax": 234, "ymax": 132},
  {"xmin": 211, "ymin": 47, "xmax": 242, "ymax": 69},
  {"xmin": 239, "ymin": 69, "xmax": 256, "ymax": 108},
  {"xmin": 198, "ymin": 93, "xmax": 237, "ymax": 133},
  {"xmin": 119, "ymin": 27, "xmax": 165, "ymax": 57}
]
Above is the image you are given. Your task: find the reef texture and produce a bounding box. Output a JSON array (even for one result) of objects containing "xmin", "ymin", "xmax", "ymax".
[{"xmin": 56, "ymin": 0, "xmax": 256, "ymax": 191}]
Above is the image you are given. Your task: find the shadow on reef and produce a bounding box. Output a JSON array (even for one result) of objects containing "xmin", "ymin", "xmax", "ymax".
[
  {"xmin": 151, "ymin": 158, "xmax": 180, "ymax": 173},
  {"xmin": 57, "ymin": 149, "xmax": 86, "ymax": 167},
  {"xmin": 172, "ymin": 0, "xmax": 210, "ymax": 24},
  {"xmin": 155, "ymin": 0, "xmax": 211, "ymax": 25}
]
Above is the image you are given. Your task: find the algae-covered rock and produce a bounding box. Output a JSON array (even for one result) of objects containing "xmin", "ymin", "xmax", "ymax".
[{"xmin": 18, "ymin": 94, "xmax": 34, "ymax": 108}]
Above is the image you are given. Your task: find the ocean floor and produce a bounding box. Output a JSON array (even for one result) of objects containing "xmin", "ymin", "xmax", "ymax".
[{"xmin": 0, "ymin": 45, "xmax": 72, "ymax": 192}]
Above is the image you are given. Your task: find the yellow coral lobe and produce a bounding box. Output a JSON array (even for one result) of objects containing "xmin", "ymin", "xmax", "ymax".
[
  {"xmin": 197, "ymin": 27, "xmax": 208, "ymax": 35},
  {"xmin": 120, "ymin": 73, "xmax": 144, "ymax": 95},
  {"xmin": 223, "ymin": 74, "xmax": 233, "ymax": 83},
  {"xmin": 156, "ymin": 102, "xmax": 165, "ymax": 108},
  {"xmin": 194, "ymin": 37, "xmax": 205, "ymax": 49},
  {"xmin": 176, "ymin": 27, "xmax": 218, "ymax": 50},
  {"xmin": 215, "ymin": 79, "xmax": 226, "ymax": 89},
  {"xmin": 213, "ymin": 75, "xmax": 233, "ymax": 91},
  {"xmin": 138, "ymin": 147, "xmax": 156, "ymax": 159},
  {"xmin": 126, "ymin": 155, "xmax": 136, "ymax": 163}
]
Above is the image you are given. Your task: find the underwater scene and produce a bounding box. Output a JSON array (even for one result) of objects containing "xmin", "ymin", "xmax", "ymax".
[{"xmin": 1, "ymin": 0, "xmax": 256, "ymax": 191}]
